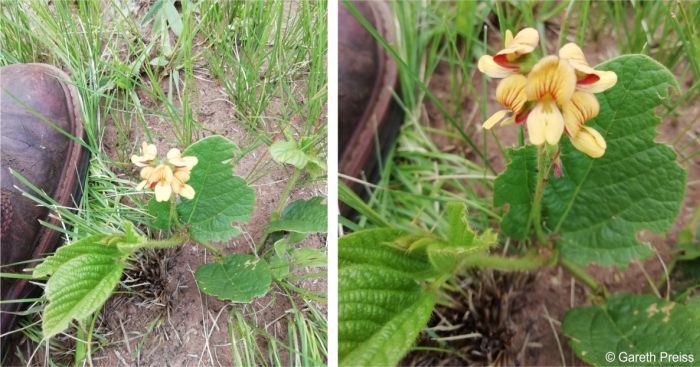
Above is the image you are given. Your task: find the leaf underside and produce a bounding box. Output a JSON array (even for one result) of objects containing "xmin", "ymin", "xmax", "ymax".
[
  {"xmin": 562, "ymin": 294, "xmax": 700, "ymax": 366},
  {"xmin": 178, "ymin": 135, "xmax": 255, "ymax": 242},
  {"xmin": 494, "ymin": 55, "xmax": 685, "ymax": 268}
]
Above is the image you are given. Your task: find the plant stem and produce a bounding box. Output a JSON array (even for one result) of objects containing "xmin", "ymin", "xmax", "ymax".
[
  {"xmin": 86, "ymin": 313, "xmax": 98, "ymax": 367},
  {"xmin": 560, "ymin": 257, "xmax": 607, "ymax": 296},
  {"xmin": 529, "ymin": 144, "xmax": 548, "ymax": 244},
  {"xmin": 462, "ymin": 251, "xmax": 551, "ymax": 271},
  {"xmin": 170, "ymin": 196, "xmax": 181, "ymax": 228},
  {"xmin": 195, "ymin": 240, "xmax": 225, "ymax": 257},
  {"xmin": 258, "ymin": 167, "xmax": 302, "ymax": 250},
  {"xmin": 140, "ymin": 235, "xmax": 189, "ymax": 249},
  {"xmin": 74, "ymin": 321, "xmax": 87, "ymax": 367},
  {"xmin": 273, "ymin": 167, "xmax": 302, "ymax": 218}
]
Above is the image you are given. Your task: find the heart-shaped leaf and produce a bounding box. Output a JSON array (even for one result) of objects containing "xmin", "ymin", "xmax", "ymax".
[
  {"xmin": 194, "ymin": 254, "xmax": 272, "ymax": 303},
  {"xmin": 494, "ymin": 55, "xmax": 686, "ymax": 268},
  {"xmin": 177, "ymin": 135, "xmax": 255, "ymax": 242}
]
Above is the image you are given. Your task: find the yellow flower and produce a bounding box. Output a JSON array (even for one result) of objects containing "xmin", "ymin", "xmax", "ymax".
[
  {"xmin": 524, "ymin": 56, "xmax": 577, "ymax": 145},
  {"xmin": 561, "ymin": 91, "xmax": 599, "ymax": 137},
  {"xmin": 133, "ymin": 145, "xmax": 198, "ymax": 201},
  {"xmin": 561, "ymin": 91, "xmax": 607, "ymax": 158},
  {"xmin": 166, "ymin": 148, "xmax": 198, "ymax": 171},
  {"xmin": 571, "ymin": 126, "xmax": 606, "ymax": 158},
  {"xmin": 559, "ymin": 43, "xmax": 617, "ymax": 94},
  {"xmin": 478, "ymin": 28, "xmax": 539, "ymax": 78},
  {"xmin": 166, "ymin": 148, "xmax": 197, "ymax": 200},
  {"xmin": 483, "ymin": 74, "xmax": 528, "ymax": 129},
  {"xmin": 136, "ymin": 164, "xmax": 174, "ymax": 202},
  {"xmin": 171, "ymin": 170, "xmax": 195, "ymax": 199},
  {"xmin": 130, "ymin": 142, "xmax": 157, "ymax": 167}
]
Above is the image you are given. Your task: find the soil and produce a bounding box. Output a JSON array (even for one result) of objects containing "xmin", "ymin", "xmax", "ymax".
[{"xmin": 413, "ymin": 24, "xmax": 700, "ymax": 367}]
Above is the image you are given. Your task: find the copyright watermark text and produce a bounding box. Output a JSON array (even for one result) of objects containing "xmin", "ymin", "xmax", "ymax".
[{"xmin": 605, "ymin": 351, "xmax": 695, "ymax": 364}]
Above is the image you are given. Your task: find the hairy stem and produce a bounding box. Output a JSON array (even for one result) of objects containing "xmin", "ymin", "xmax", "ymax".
[
  {"xmin": 529, "ymin": 144, "xmax": 548, "ymax": 244},
  {"xmin": 194, "ymin": 240, "xmax": 225, "ymax": 257},
  {"xmin": 560, "ymin": 257, "xmax": 608, "ymax": 296},
  {"xmin": 462, "ymin": 251, "xmax": 551, "ymax": 271}
]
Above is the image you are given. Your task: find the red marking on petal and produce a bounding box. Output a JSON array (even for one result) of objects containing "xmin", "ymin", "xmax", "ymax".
[
  {"xmin": 515, "ymin": 110, "xmax": 529, "ymax": 125},
  {"xmin": 577, "ymin": 74, "xmax": 600, "ymax": 85},
  {"xmin": 493, "ymin": 54, "xmax": 519, "ymax": 71},
  {"xmin": 149, "ymin": 182, "xmax": 157, "ymax": 189}
]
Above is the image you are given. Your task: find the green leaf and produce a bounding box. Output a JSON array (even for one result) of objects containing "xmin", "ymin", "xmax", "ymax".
[
  {"xmin": 194, "ymin": 254, "xmax": 272, "ymax": 303},
  {"xmin": 43, "ymin": 254, "xmax": 125, "ymax": 338},
  {"xmin": 33, "ymin": 234, "xmax": 110, "ymax": 278},
  {"xmin": 493, "ymin": 146, "xmax": 538, "ymax": 241},
  {"xmin": 177, "ymin": 136, "xmax": 255, "ymax": 242},
  {"xmin": 562, "ymin": 294, "xmax": 700, "ymax": 366},
  {"xmin": 494, "ymin": 55, "xmax": 685, "ymax": 267},
  {"xmin": 31, "ymin": 231, "xmax": 141, "ymax": 278},
  {"xmin": 147, "ymin": 199, "xmax": 173, "ymax": 230},
  {"xmin": 548, "ymin": 55, "xmax": 684, "ymax": 267},
  {"xmin": 338, "ymin": 265, "xmax": 436, "ymax": 367},
  {"xmin": 339, "ymin": 228, "xmax": 439, "ymax": 365},
  {"xmin": 266, "ymin": 197, "xmax": 328, "ymax": 234},
  {"xmin": 425, "ymin": 231, "xmax": 497, "ymax": 273},
  {"xmin": 338, "ymin": 228, "xmax": 434, "ymax": 278},
  {"xmin": 162, "ymin": 0, "xmax": 182, "ymax": 37},
  {"xmin": 445, "ymin": 202, "xmax": 476, "ymax": 247},
  {"xmin": 270, "ymin": 140, "xmax": 309, "ymax": 168}
]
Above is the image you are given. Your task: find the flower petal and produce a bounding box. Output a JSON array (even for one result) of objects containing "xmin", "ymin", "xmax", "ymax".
[
  {"xmin": 170, "ymin": 156, "xmax": 199, "ymax": 170},
  {"xmin": 142, "ymin": 143, "xmax": 157, "ymax": 159},
  {"xmin": 562, "ymin": 91, "xmax": 600, "ymax": 136},
  {"xmin": 174, "ymin": 170, "xmax": 190, "ymax": 183},
  {"xmin": 576, "ymin": 70, "xmax": 617, "ymax": 94},
  {"xmin": 527, "ymin": 102, "xmax": 564, "ymax": 146},
  {"xmin": 136, "ymin": 180, "xmax": 148, "ymax": 191},
  {"xmin": 496, "ymin": 74, "xmax": 527, "ymax": 115},
  {"xmin": 140, "ymin": 166, "xmax": 155, "ymax": 180},
  {"xmin": 154, "ymin": 182, "xmax": 172, "ymax": 202},
  {"xmin": 167, "ymin": 148, "xmax": 182, "ymax": 160},
  {"xmin": 498, "ymin": 27, "xmax": 539, "ymax": 57},
  {"xmin": 179, "ymin": 185, "xmax": 196, "ymax": 200},
  {"xmin": 478, "ymin": 55, "xmax": 515, "ymax": 78},
  {"xmin": 559, "ymin": 43, "xmax": 617, "ymax": 93},
  {"xmin": 483, "ymin": 110, "xmax": 509, "ymax": 129},
  {"xmin": 571, "ymin": 126, "xmax": 606, "ymax": 158},
  {"xmin": 504, "ymin": 30, "xmax": 514, "ymax": 48},
  {"xmin": 131, "ymin": 155, "xmax": 148, "ymax": 167},
  {"xmin": 525, "ymin": 56, "xmax": 576, "ymax": 105},
  {"xmin": 558, "ymin": 43, "xmax": 589, "ymax": 67}
]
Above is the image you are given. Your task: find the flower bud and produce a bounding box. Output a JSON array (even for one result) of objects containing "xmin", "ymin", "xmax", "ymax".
[{"xmin": 571, "ymin": 126, "xmax": 606, "ymax": 158}]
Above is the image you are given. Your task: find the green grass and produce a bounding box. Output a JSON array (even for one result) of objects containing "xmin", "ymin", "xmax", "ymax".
[{"xmin": 0, "ymin": 0, "xmax": 327, "ymax": 365}]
